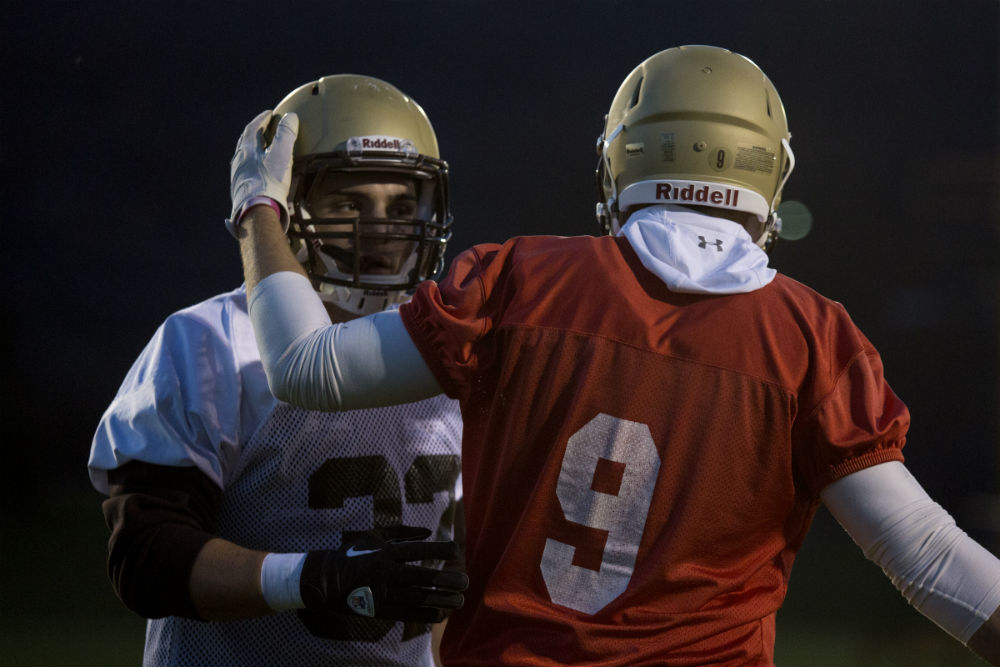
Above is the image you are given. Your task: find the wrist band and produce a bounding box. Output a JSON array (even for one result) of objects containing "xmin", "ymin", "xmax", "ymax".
[
  {"xmin": 239, "ymin": 196, "xmax": 282, "ymax": 223},
  {"xmin": 260, "ymin": 552, "xmax": 307, "ymax": 611}
]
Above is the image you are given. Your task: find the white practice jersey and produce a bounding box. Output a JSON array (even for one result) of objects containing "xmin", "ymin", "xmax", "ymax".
[{"xmin": 88, "ymin": 285, "xmax": 462, "ymax": 667}]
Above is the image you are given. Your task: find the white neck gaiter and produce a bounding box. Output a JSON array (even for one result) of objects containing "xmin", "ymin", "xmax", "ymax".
[{"xmin": 619, "ymin": 205, "xmax": 776, "ymax": 295}]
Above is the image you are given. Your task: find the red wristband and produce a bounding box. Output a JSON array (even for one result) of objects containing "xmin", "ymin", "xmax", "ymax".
[{"xmin": 239, "ymin": 196, "xmax": 281, "ymax": 222}]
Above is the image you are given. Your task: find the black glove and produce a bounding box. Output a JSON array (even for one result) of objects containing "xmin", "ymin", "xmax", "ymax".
[{"xmin": 299, "ymin": 525, "xmax": 468, "ymax": 624}]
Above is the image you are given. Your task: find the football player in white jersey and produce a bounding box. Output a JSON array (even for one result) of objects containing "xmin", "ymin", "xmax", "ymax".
[{"xmin": 88, "ymin": 75, "xmax": 467, "ymax": 667}]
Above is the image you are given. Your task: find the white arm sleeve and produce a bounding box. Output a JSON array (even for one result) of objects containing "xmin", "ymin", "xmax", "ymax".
[
  {"xmin": 821, "ymin": 460, "xmax": 1000, "ymax": 643},
  {"xmin": 247, "ymin": 271, "xmax": 442, "ymax": 411}
]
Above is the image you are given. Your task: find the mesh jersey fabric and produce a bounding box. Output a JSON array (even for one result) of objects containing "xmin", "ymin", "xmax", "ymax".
[
  {"xmin": 89, "ymin": 285, "xmax": 462, "ymax": 667},
  {"xmin": 399, "ymin": 234, "xmax": 908, "ymax": 667}
]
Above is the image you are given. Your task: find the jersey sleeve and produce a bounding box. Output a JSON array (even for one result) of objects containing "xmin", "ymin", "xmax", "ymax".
[
  {"xmin": 793, "ymin": 317, "xmax": 909, "ymax": 495},
  {"xmin": 399, "ymin": 242, "xmax": 506, "ymax": 399},
  {"xmin": 88, "ymin": 300, "xmax": 251, "ymax": 495}
]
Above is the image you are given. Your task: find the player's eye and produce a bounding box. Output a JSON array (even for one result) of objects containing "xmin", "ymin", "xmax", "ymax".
[
  {"xmin": 316, "ymin": 198, "xmax": 361, "ymax": 218},
  {"xmin": 388, "ymin": 201, "xmax": 418, "ymax": 219}
]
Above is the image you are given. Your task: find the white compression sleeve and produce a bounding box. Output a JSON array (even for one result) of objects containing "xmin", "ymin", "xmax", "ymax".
[
  {"xmin": 821, "ymin": 461, "xmax": 1000, "ymax": 643},
  {"xmin": 248, "ymin": 271, "xmax": 442, "ymax": 411}
]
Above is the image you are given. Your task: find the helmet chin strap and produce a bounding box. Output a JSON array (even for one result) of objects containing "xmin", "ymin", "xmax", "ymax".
[
  {"xmin": 754, "ymin": 216, "xmax": 778, "ymax": 251},
  {"xmin": 314, "ymin": 281, "xmax": 407, "ymax": 316},
  {"xmin": 755, "ymin": 136, "xmax": 795, "ymax": 253},
  {"xmin": 773, "ymin": 137, "xmax": 796, "ymax": 212},
  {"xmin": 595, "ymin": 123, "xmax": 625, "ymax": 235}
]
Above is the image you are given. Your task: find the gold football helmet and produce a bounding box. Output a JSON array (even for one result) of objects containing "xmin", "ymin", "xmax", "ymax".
[
  {"xmin": 596, "ymin": 45, "xmax": 794, "ymax": 250},
  {"xmin": 273, "ymin": 75, "xmax": 451, "ymax": 315}
]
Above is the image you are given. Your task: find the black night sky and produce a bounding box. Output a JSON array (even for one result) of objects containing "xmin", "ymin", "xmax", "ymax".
[{"xmin": 1, "ymin": 1, "xmax": 999, "ymax": 664}]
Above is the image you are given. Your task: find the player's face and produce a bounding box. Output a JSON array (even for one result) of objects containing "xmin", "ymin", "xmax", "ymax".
[{"xmin": 305, "ymin": 172, "xmax": 420, "ymax": 275}]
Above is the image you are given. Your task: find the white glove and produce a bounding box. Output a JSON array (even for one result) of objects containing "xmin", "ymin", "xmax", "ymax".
[{"xmin": 226, "ymin": 109, "xmax": 299, "ymax": 237}]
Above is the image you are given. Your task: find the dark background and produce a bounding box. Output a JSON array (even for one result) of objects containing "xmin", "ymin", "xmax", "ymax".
[{"xmin": 2, "ymin": 1, "xmax": 998, "ymax": 664}]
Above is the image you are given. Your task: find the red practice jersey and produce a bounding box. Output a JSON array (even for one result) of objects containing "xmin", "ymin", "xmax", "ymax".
[{"xmin": 400, "ymin": 235, "xmax": 908, "ymax": 667}]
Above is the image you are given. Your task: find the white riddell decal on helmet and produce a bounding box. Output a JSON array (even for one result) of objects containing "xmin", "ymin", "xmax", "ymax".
[
  {"xmin": 346, "ymin": 135, "xmax": 418, "ymax": 153},
  {"xmin": 618, "ymin": 179, "xmax": 770, "ymax": 220},
  {"xmin": 655, "ymin": 182, "xmax": 740, "ymax": 207}
]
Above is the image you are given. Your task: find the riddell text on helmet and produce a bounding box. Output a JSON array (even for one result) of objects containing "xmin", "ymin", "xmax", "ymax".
[
  {"xmin": 362, "ymin": 137, "xmax": 405, "ymax": 150},
  {"xmin": 655, "ymin": 183, "xmax": 740, "ymax": 207}
]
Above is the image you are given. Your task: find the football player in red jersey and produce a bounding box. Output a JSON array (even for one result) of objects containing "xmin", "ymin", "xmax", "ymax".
[
  {"xmin": 89, "ymin": 75, "xmax": 467, "ymax": 667},
  {"xmin": 233, "ymin": 47, "xmax": 1000, "ymax": 666}
]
